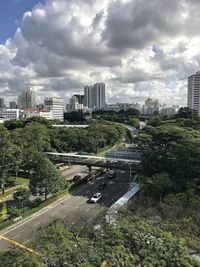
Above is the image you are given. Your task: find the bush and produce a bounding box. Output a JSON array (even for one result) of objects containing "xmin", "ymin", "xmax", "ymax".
[
  {"xmin": 32, "ymin": 197, "xmax": 43, "ymax": 207},
  {"xmin": 8, "ymin": 206, "xmax": 22, "ymax": 219}
]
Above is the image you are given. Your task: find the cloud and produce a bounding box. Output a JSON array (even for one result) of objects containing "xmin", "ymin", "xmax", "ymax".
[{"xmin": 0, "ymin": 0, "xmax": 200, "ymax": 106}]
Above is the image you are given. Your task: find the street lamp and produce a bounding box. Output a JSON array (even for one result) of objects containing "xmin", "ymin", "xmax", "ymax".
[{"xmin": 127, "ymin": 163, "xmax": 132, "ymax": 188}]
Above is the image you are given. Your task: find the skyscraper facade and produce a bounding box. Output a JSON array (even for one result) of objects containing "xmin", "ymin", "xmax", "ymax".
[
  {"xmin": 0, "ymin": 98, "xmax": 5, "ymax": 110},
  {"xmin": 18, "ymin": 87, "xmax": 36, "ymax": 110},
  {"xmin": 44, "ymin": 97, "xmax": 64, "ymax": 121},
  {"xmin": 84, "ymin": 85, "xmax": 93, "ymax": 108},
  {"xmin": 9, "ymin": 101, "xmax": 17, "ymax": 109},
  {"xmin": 83, "ymin": 83, "xmax": 106, "ymax": 110},
  {"xmin": 188, "ymin": 71, "xmax": 200, "ymax": 115}
]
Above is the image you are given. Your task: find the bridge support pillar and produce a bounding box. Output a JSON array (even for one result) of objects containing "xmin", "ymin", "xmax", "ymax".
[{"xmin": 87, "ymin": 164, "xmax": 92, "ymax": 173}]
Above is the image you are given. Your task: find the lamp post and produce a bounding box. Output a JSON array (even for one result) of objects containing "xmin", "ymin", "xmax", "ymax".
[{"xmin": 128, "ymin": 163, "xmax": 132, "ymax": 188}]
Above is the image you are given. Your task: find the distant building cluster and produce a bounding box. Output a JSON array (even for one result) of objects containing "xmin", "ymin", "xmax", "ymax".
[
  {"xmin": 0, "ymin": 87, "xmax": 64, "ymax": 123},
  {"xmin": 1, "ymin": 70, "xmax": 199, "ymax": 123},
  {"xmin": 66, "ymin": 83, "xmax": 106, "ymax": 112}
]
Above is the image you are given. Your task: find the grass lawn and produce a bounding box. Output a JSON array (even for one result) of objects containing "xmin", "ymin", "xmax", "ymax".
[{"xmin": 0, "ymin": 177, "xmax": 29, "ymax": 200}]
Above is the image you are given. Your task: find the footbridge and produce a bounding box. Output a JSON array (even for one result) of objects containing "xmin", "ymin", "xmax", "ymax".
[{"xmin": 46, "ymin": 152, "xmax": 141, "ymax": 170}]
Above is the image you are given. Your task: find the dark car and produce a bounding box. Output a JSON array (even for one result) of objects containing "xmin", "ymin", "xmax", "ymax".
[
  {"xmin": 107, "ymin": 171, "xmax": 116, "ymax": 179},
  {"xmin": 98, "ymin": 182, "xmax": 107, "ymax": 190},
  {"xmin": 73, "ymin": 175, "xmax": 81, "ymax": 181}
]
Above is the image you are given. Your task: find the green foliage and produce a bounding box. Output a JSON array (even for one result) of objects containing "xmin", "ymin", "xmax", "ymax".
[
  {"xmin": 129, "ymin": 117, "xmax": 140, "ymax": 128},
  {"xmin": 0, "ymin": 250, "xmax": 43, "ymax": 267},
  {"xmin": 31, "ymin": 156, "xmax": 66, "ymax": 199},
  {"xmin": 7, "ymin": 218, "xmax": 199, "ymax": 267},
  {"xmin": 7, "ymin": 206, "xmax": 22, "ymax": 218},
  {"xmin": 92, "ymin": 108, "xmax": 140, "ymax": 125},
  {"xmin": 13, "ymin": 188, "xmax": 31, "ymax": 208},
  {"xmin": 176, "ymin": 107, "xmax": 197, "ymax": 119},
  {"xmin": 0, "ymin": 124, "xmax": 22, "ymax": 194},
  {"xmin": 137, "ymin": 118, "xmax": 200, "ymax": 195},
  {"xmin": 0, "ymin": 202, "xmax": 7, "ymax": 221}
]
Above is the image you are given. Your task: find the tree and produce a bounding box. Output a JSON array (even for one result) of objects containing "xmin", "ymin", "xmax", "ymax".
[
  {"xmin": 0, "ymin": 202, "xmax": 7, "ymax": 221},
  {"xmin": 142, "ymin": 173, "xmax": 172, "ymax": 202},
  {"xmin": 8, "ymin": 206, "xmax": 22, "ymax": 219},
  {"xmin": 13, "ymin": 188, "xmax": 31, "ymax": 208},
  {"xmin": 176, "ymin": 107, "xmax": 197, "ymax": 119},
  {"xmin": 129, "ymin": 118, "xmax": 140, "ymax": 128},
  {"xmin": 31, "ymin": 155, "xmax": 66, "ymax": 200},
  {"xmin": 0, "ymin": 124, "xmax": 22, "ymax": 194},
  {"xmin": 37, "ymin": 224, "xmax": 90, "ymax": 266}
]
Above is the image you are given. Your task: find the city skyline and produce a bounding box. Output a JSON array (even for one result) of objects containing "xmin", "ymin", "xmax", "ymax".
[{"xmin": 0, "ymin": 1, "xmax": 200, "ymax": 106}]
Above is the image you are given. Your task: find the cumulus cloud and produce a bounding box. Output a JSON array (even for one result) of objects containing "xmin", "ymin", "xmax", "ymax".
[{"xmin": 0, "ymin": 0, "xmax": 200, "ymax": 106}]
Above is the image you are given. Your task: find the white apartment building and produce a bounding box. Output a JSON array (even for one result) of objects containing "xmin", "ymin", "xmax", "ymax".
[
  {"xmin": 44, "ymin": 97, "xmax": 64, "ymax": 121},
  {"xmin": 23, "ymin": 109, "xmax": 53, "ymax": 120},
  {"xmin": 188, "ymin": 71, "xmax": 200, "ymax": 115},
  {"xmin": 0, "ymin": 109, "xmax": 20, "ymax": 120}
]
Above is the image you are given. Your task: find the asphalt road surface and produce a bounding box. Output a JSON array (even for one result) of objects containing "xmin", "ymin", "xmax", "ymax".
[{"xmin": 0, "ymin": 169, "xmax": 132, "ymax": 251}]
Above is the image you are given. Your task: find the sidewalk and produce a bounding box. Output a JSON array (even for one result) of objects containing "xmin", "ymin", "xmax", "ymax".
[{"xmin": 106, "ymin": 183, "xmax": 141, "ymax": 224}]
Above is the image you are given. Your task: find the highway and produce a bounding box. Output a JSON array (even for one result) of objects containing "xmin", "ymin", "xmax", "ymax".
[{"xmin": 0, "ymin": 169, "xmax": 132, "ymax": 251}]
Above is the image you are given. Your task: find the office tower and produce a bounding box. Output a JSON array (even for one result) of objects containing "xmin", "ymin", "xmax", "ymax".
[
  {"xmin": 73, "ymin": 94, "xmax": 84, "ymax": 105},
  {"xmin": 44, "ymin": 97, "xmax": 64, "ymax": 121},
  {"xmin": 145, "ymin": 98, "xmax": 159, "ymax": 108},
  {"xmin": 84, "ymin": 83, "xmax": 106, "ymax": 110},
  {"xmin": 0, "ymin": 98, "xmax": 5, "ymax": 110},
  {"xmin": 9, "ymin": 101, "xmax": 17, "ymax": 109},
  {"xmin": 188, "ymin": 71, "xmax": 200, "ymax": 115},
  {"xmin": 93, "ymin": 83, "xmax": 106, "ymax": 110},
  {"xmin": 18, "ymin": 87, "xmax": 36, "ymax": 110},
  {"xmin": 84, "ymin": 85, "xmax": 93, "ymax": 108},
  {"xmin": 67, "ymin": 96, "xmax": 83, "ymax": 111}
]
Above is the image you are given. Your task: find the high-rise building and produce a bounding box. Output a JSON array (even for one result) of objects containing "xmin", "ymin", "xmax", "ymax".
[
  {"xmin": 93, "ymin": 83, "xmax": 106, "ymax": 110},
  {"xmin": 9, "ymin": 101, "xmax": 17, "ymax": 109},
  {"xmin": 83, "ymin": 83, "xmax": 106, "ymax": 110},
  {"xmin": 188, "ymin": 71, "xmax": 200, "ymax": 115},
  {"xmin": 84, "ymin": 85, "xmax": 93, "ymax": 108},
  {"xmin": 145, "ymin": 98, "xmax": 159, "ymax": 108},
  {"xmin": 44, "ymin": 97, "xmax": 64, "ymax": 121},
  {"xmin": 66, "ymin": 96, "xmax": 83, "ymax": 112},
  {"xmin": 18, "ymin": 87, "xmax": 36, "ymax": 110},
  {"xmin": 73, "ymin": 94, "xmax": 84, "ymax": 105},
  {"xmin": 0, "ymin": 98, "xmax": 5, "ymax": 110}
]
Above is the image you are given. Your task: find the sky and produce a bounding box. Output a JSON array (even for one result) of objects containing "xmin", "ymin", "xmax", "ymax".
[{"xmin": 0, "ymin": 0, "xmax": 200, "ymax": 106}]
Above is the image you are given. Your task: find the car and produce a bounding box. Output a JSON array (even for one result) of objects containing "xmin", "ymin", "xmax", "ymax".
[
  {"xmin": 73, "ymin": 175, "xmax": 81, "ymax": 181},
  {"xmin": 97, "ymin": 182, "xmax": 107, "ymax": 190},
  {"xmin": 89, "ymin": 192, "xmax": 102, "ymax": 203},
  {"xmin": 107, "ymin": 170, "xmax": 116, "ymax": 179}
]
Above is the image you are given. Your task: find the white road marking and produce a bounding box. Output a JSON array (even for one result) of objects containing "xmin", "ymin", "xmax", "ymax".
[
  {"xmin": 32, "ymin": 222, "xmax": 40, "ymax": 228},
  {"xmin": 22, "ymin": 238, "xmax": 31, "ymax": 245},
  {"xmin": 1, "ymin": 183, "xmax": 92, "ymax": 236}
]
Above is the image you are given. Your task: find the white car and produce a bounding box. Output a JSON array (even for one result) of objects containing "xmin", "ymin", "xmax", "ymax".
[{"xmin": 89, "ymin": 192, "xmax": 102, "ymax": 203}]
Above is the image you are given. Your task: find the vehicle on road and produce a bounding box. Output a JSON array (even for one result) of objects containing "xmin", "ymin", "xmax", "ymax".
[
  {"xmin": 97, "ymin": 182, "xmax": 107, "ymax": 190},
  {"xmin": 107, "ymin": 170, "xmax": 117, "ymax": 179},
  {"xmin": 89, "ymin": 192, "xmax": 102, "ymax": 203},
  {"xmin": 73, "ymin": 175, "xmax": 81, "ymax": 181}
]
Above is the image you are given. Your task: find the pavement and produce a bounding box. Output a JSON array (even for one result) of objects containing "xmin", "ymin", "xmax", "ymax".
[{"xmin": 0, "ymin": 169, "xmax": 132, "ymax": 251}]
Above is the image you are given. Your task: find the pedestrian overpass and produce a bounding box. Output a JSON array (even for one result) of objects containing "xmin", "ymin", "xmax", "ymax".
[{"xmin": 46, "ymin": 152, "xmax": 141, "ymax": 170}]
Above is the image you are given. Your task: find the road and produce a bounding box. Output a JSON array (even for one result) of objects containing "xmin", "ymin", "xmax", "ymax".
[{"xmin": 0, "ymin": 169, "xmax": 132, "ymax": 251}]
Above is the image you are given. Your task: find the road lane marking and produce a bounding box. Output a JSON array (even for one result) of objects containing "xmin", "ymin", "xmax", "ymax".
[
  {"xmin": 32, "ymin": 222, "xmax": 40, "ymax": 228},
  {"xmin": 0, "ymin": 235, "xmax": 40, "ymax": 255},
  {"xmin": 22, "ymin": 238, "xmax": 31, "ymax": 245}
]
